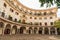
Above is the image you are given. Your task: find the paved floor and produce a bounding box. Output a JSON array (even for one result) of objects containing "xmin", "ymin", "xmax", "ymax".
[{"xmin": 0, "ymin": 34, "xmax": 60, "ymax": 40}]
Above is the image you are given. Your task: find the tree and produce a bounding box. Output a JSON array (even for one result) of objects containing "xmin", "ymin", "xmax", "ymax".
[
  {"xmin": 54, "ymin": 20, "xmax": 60, "ymax": 28},
  {"xmin": 39, "ymin": 0, "xmax": 60, "ymax": 8}
]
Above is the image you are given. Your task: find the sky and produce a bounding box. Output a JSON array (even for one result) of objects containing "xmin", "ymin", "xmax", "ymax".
[{"xmin": 18, "ymin": 0, "xmax": 60, "ymax": 18}]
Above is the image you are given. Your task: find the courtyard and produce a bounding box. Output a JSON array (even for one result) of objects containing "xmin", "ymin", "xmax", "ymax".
[{"xmin": 0, "ymin": 34, "xmax": 60, "ymax": 40}]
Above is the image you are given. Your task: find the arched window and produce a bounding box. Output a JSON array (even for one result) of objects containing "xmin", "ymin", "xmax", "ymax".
[
  {"xmin": 40, "ymin": 22, "xmax": 42, "ymax": 26},
  {"xmin": 50, "ymin": 17, "xmax": 53, "ymax": 19},
  {"xmin": 30, "ymin": 17, "xmax": 32, "ymax": 19},
  {"xmin": 10, "ymin": 8, "xmax": 14, "ymax": 12},
  {"xmin": 4, "ymin": 3, "xmax": 7, "ymax": 8},
  {"xmin": 44, "ymin": 12, "xmax": 46, "ymax": 15},
  {"xmin": 45, "ymin": 22, "xmax": 47, "ymax": 26},
  {"xmin": 50, "ymin": 22, "xmax": 53, "ymax": 25},
  {"xmin": 8, "ymin": 15, "xmax": 12, "ymax": 21},
  {"xmin": 14, "ymin": 18, "xmax": 17, "ymax": 22},
  {"xmin": 34, "ymin": 17, "xmax": 37, "ymax": 19}
]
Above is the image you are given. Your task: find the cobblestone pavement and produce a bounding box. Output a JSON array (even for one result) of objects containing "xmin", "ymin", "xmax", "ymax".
[{"xmin": 0, "ymin": 34, "xmax": 60, "ymax": 40}]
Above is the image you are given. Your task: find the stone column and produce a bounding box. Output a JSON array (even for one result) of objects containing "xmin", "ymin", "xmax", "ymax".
[
  {"xmin": 2, "ymin": 24, "xmax": 6, "ymax": 35},
  {"xmin": 36, "ymin": 28, "xmax": 39, "ymax": 34},
  {"xmin": 36, "ymin": 30, "xmax": 38, "ymax": 34},
  {"xmin": 24, "ymin": 30, "xmax": 26, "ymax": 34},
  {"xmin": 10, "ymin": 25, "xmax": 13, "ymax": 35},
  {"xmin": 2, "ymin": 27, "xmax": 5, "ymax": 35},
  {"xmin": 42, "ymin": 27, "xmax": 44, "ymax": 35},
  {"xmin": 55, "ymin": 28, "xmax": 57, "ymax": 35},
  {"xmin": 17, "ymin": 29, "xmax": 20, "ymax": 34},
  {"xmin": 48, "ymin": 28, "xmax": 50, "ymax": 35}
]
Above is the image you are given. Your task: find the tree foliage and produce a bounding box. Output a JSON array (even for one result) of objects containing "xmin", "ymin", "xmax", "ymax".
[
  {"xmin": 54, "ymin": 20, "xmax": 60, "ymax": 28},
  {"xmin": 39, "ymin": 0, "xmax": 60, "ymax": 8}
]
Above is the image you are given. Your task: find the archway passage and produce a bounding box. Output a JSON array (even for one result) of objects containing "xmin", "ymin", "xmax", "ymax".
[
  {"xmin": 39, "ymin": 27, "xmax": 42, "ymax": 34},
  {"xmin": 44, "ymin": 28, "xmax": 49, "ymax": 34},
  {"xmin": 4, "ymin": 24, "xmax": 11, "ymax": 34},
  {"xmin": 20, "ymin": 27, "xmax": 26, "ymax": 34},
  {"xmin": 4, "ymin": 29, "xmax": 10, "ymax": 34},
  {"xmin": 57, "ymin": 28, "xmax": 60, "ymax": 35},
  {"xmin": 29, "ymin": 27, "xmax": 33, "ymax": 34},
  {"xmin": 50, "ymin": 27, "xmax": 55, "ymax": 35},
  {"xmin": 12, "ymin": 25, "xmax": 17, "ymax": 34},
  {"xmin": 34, "ymin": 27, "xmax": 38, "ymax": 34}
]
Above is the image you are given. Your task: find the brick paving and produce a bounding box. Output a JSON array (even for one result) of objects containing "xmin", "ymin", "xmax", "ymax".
[{"xmin": 0, "ymin": 34, "xmax": 60, "ymax": 40}]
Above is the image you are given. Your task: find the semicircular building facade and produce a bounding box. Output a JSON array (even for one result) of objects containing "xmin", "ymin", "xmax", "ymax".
[{"xmin": 0, "ymin": 0, "xmax": 59, "ymax": 35}]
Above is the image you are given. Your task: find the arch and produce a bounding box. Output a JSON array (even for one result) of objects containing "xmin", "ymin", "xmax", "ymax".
[
  {"xmin": 50, "ymin": 27, "xmax": 55, "ymax": 35},
  {"xmin": 39, "ymin": 27, "xmax": 43, "ymax": 34},
  {"xmin": 57, "ymin": 28, "xmax": 60, "ymax": 35},
  {"xmin": 0, "ymin": 22, "xmax": 4, "ymax": 28},
  {"xmin": 34, "ymin": 27, "xmax": 38, "ymax": 34},
  {"xmin": 4, "ymin": 24, "xmax": 11, "ymax": 34},
  {"xmin": 5, "ymin": 24, "xmax": 11, "ymax": 29},
  {"xmin": 12, "ymin": 25, "xmax": 17, "ymax": 34},
  {"xmin": 28, "ymin": 27, "xmax": 33, "ymax": 34},
  {"xmin": 44, "ymin": 27, "xmax": 49, "ymax": 34},
  {"xmin": 20, "ymin": 26, "xmax": 26, "ymax": 34}
]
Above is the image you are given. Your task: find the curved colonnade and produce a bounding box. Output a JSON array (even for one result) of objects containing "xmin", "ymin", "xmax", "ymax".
[{"xmin": 0, "ymin": 0, "xmax": 60, "ymax": 35}]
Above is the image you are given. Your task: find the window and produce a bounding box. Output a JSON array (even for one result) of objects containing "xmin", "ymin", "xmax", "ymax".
[
  {"xmin": 38, "ymin": 13, "xmax": 41, "ymax": 16},
  {"xmin": 34, "ymin": 17, "xmax": 37, "ymax": 19},
  {"xmin": 23, "ymin": 15, "xmax": 25, "ymax": 17},
  {"xmin": 44, "ymin": 17, "xmax": 47, "ymax": 19},
  {"xmin": 44, "ymin": 12, "xmax": 46, "ymax": 15},
  {"xmin": 34, "ymin": 22, "xmax": 38, "ymax": 25},
  {"xmin": 50, "ymin": 17, "xmax": 52, "ymax": 19},
  {"xmin": 10, "ymin": 8, "xmax": 14, "ymax": 12},
  {"xmin": 30, "ymin": 22, "xmax": 32, "ymax": 25},
  {"xmin": 24, "ymin": 11, "xmax": 27, "ymax": 13},
  {"xmin": 29, "ymin": 12, "xmax": 32, "ymax": 15},
  {"xmin": 15, "ymin": 12, "xmax": 19, "ymax": 15},
  {"xmin": 8, "ymin": 15, "xmax": 12, "ymax": 21},
  {"xmin": 2, "ymin": 12, "xmax": 5, "ymax": 17},
  {"xmin": 45, "ymin": 22, "xmax": 47, "ymax": 26},
  {"xmin": 4, "ymin": 3, "xmax": 7, "ymax": 7},
  {"xmin": 40, "ymin": 23, "xmax": 42, "ymax": 26},
  {"xmin": 14, "ymin": 18, "xmax": 17, "ymax": 22},
  {"xmin": 30, "ymin": 17, "xmax": 32, "ymax": 19},
  {"xmin": 50, "ymin": 22, "xmax": 53, "ymax": 25},
  {"xmin": 39, "ymin": 17, "xmax": 42, "ymax": 20}
]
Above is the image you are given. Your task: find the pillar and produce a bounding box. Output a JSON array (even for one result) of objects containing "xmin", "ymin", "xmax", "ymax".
[
  {"xmin": 2, "ymin": 23, "xmax": 6, "ymax": 35},
  {"xmin": 48, "ymin": 28, "xmax": 50, "ymax": 35},
  {"xmin": 42, "ymin": 27, "xmax": 44, "ymax": 35},
  {"xmin": 10, "ymin": 25, "xmax": 13, "ymax": 35},
  {"xmin": 55, "ymin": 28, "xmax": 57, "ymax": 35},
  {"xmin": 24, "ymin": 29, "xmax": 26, "ymax": 34}
]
